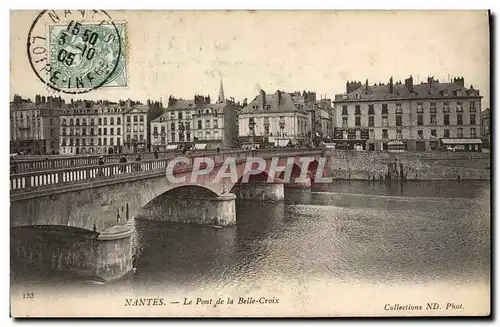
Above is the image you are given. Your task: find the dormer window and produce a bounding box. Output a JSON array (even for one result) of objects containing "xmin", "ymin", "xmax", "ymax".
[{"xmin": 355, "ymin": 94, "xmax": 361, "ymax": 100}]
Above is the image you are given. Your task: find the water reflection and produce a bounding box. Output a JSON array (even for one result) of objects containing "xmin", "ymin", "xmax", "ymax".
[{"xmin": 11, "ymin": 180, "xmax": 490, "ymax": 294}]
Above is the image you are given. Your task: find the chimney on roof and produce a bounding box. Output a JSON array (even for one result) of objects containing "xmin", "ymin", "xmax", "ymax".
[
  {"xmin": 277, "ymin": 90, "xmax": 282, "ymax": 107},
  {"xmin": 259, "ymin": 89, "xmax": 266, "ymax": 109},
  {"xmin": 404, "ymin": 75, "xmax": 414, "ymax": 93},
  {"xmin": 365, "ymin": 79, "xmax": 369, "ymax": 92},
  {"xmin": 13, "ymin": 94, "xmax": 22, "ymax": 105},
  {"xmin": 126, "ymin": 99, "xmax": 131, "ymax": 109},
  {"xmin": 346, "ymin": 81, "xmax": 363, "ymax": 93},
  {"xmin": 310, "ymin": 92, "xmax": 316, "ymax": 103},
  {"xmin": 427, "ymin": 76, "xmax": 436, "ymax": 86},
  {"xmin": 389, "ymin": 77, "xmax": 394, "ymax": 93},
  {"xmin": 453, "ymin": 76, "xmax": 465, "ymax": 87}
]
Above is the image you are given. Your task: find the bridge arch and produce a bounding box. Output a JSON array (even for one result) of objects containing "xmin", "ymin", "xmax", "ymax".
[{"xmin": 137, "ymin": 184, "xmax": 233, "ymax": 226}]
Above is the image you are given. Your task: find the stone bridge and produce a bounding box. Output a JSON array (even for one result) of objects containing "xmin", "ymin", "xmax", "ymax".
[
  {"xmin": 10, "ymin": 148, "xmax": 324, "ymax": 231},
  {"xmin": 10, "ymin": 148, "xmax": 325, "ymax": 282}
]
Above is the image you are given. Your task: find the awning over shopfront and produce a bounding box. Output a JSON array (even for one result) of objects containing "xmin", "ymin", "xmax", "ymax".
[
  {"xmin": 165, "ymin": 144, "xmax": 178, "ymax": 150},
  {"xmin": 277, "ymin": 139, "xmax": 290, "ymax": 147},
  {"xmin": 387, "ymin": 140, "xmax": 405, "ymax": 146},
  {"xmin": 441, "ymin": 138, "xmax": 483, "ymax": 145},
  {"xmin": 194, "ymin": 143, "xmax": 207, "ymax": 150}
]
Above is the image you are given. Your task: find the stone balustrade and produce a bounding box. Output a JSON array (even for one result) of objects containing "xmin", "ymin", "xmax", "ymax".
[
  {"xmin": 11, "ymin": 148, "xmax": 323, "ymax": 173},
  {"xmin": 10, "ymin": 151, "xmax": 180, "ymax": 173},
  {"xmin": 10, "ymin": 149, "xmax": 323, "ymax": 194}
]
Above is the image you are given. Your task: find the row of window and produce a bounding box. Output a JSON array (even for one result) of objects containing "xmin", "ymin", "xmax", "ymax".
[
  {"xmin": 343, "ymin": 113, "xmax": 478, "ymax": 127},
  {"xmin": 61, "ymin": 134, "xmax": 148, "ymax": 147},
  {"xmin": 61, "ymin": 138, "xmax": 122, "ymax": 146},
  {"xmin": 61, "ymin": 127, "xmax": 123, "ymax": 136},
  {"xmin": 417, "ymin": 127, "xmax": 477, "ymax": 139},
  {"xmin": 61, "ymin": 107, "xmax": 123, "ymax": 115},
  {"xmin": 342, "ymin": 101, "xmax": 477, "ymax": 116},
  {"xmin": 337, "ymin": 127, "xmax": 477, "ymax": 140},
  {"xmin": 62, "ymin": 117, "xmax": 122, "ymax": 126},
  {"xmin": 152, "ymin": 129, "xmax": 225, "ymax": 144},
  {"xmin": 11, "ymin": 110, "xmax": 55, "ymax": 118},
  {"xmin": 167, "ymin": 109, "xmax": 219, "ymax": 119},
  {"xmin": 61, "ymin": 127, "xmax": 149, "ymax": 136},
  {"xmin": 152, "ymin": 120, "xmax": 221, "ymax": 133},
  {"xmin": 60, "ymin": 115, "xmax": 146, "ymax": 126}
]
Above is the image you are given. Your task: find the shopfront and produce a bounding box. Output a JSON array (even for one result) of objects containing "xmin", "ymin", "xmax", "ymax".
[{"xmin": 440, "ymin": 138, "xmax": 483, "ymax": 152}]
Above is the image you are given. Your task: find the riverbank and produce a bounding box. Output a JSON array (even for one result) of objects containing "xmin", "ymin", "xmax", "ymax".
[{"xmin": 325, "ymin": 150, "xmax": 491, "ymax": 181}]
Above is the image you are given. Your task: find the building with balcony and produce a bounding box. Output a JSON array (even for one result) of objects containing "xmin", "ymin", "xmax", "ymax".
[
  {"xmin": 59, "ymin": 101, "xmax": 99, "ymax": 155},
  {"xmin": 238, "ymin": 90, "xmax": 309, "ymax": 148},
  {"xmin": 123, "ymin": 104, "xmax": 149, "ymax": 153},
  {"xmin": 333, "ymin": 76, "xmax": 483, "ymax": 152},
  {"xmin": 151, "ymin": 80, "xmax": 238, "ymax": 150},
  {"xmin": 10, "ymin": 95, "xmax": 61, "ymax": 155},
  {"xmin": 151, "ymin": 98, "xmax": 198, "ymax": 151},
  {"xmin": 291, "ymin": 91, "xmax": 333, "ymax": 146},
  {"xmin": 96, "ymin": 103, "xmax": 125, "ymax": 155}
]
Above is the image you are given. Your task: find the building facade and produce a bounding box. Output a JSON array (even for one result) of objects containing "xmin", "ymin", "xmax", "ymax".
[
  {"xmin": 123, "ymin": 104, "xmax": 149, "ymax": 153},
  {"xmin": 59, "ymin": 99, "xmax": 155, "ymax": 155},
  {"xmin": 333, "ymin": 76, "xmax": 483, "ymax": 152},
  {"xmin": 151, "ymin": 80, "xmax": 238, "ymax": 150},
  {"xmin": 238, "ymin": 90, "xmax": 309, "ymax": 148},
  {"xmin": 60, "ymin": 101, "xmax": 98, "ymax": 155},
  {"xmin": 96, "ymin": 103, "xmax": 125, "ymax": 155},
  {"xmin": 10, "ymin": 95, "xmax": 60, "ymax": 155}
]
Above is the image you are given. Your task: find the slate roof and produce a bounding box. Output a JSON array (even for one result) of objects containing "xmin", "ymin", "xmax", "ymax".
[
  {"xmin": 124, "ymin": 104, "xmax": 149, "ymax": 114},
  {"xmin": 240, "ymin": 91, "xmax": 308, "ymax": 114},
  {"xmin": 165, "ymin": 100, "xmax": 198, "ymax": 111},
  {"xmin": 336, "ymin": 81, "xmax": 481, "ymax": 102}
]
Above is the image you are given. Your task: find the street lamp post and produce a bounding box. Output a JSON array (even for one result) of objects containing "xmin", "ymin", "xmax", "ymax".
[{"xmin": 249, "ymin": 119, "xmax": 256, "ymax": 149}]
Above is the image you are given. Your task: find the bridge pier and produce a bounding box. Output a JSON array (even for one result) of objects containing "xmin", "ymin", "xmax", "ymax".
[
  {"xmin": 233, "ymin": 181, "xmax": 285, "ymax": 202},
  {"xmin": 137, "ymin": 193, "xmax": 237, "ymax": 226},
  {"xmin": 95, "ymin": 225, "xmax": 135, "ymax": 282},
  {"xmin": 11, "ymin": 224, "xmax": 134, "ymax": 283}
]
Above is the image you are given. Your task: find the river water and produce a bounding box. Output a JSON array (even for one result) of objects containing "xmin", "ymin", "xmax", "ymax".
[
  {"xmin": 11, "ymin": 180, "xmax": 491, "ymax": 316},
  {"xmin": 129, "ymin": 180, "xmax": 490, "ymax": 290}
]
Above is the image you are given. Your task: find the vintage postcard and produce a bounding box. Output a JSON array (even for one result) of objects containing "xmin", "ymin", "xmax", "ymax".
[{"xmin": 9, "ymin": 10, "xmax": 491, "ymax": 318}]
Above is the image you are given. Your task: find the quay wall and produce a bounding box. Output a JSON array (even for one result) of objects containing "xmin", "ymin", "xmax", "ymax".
[{"xmin": 325, "ymin": 150, "xmax": 490, "ymax": 181}]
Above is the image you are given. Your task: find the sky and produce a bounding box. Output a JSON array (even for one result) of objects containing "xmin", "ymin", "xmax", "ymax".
[{"xmin": 10, "ymin": 10, "xmax": 490, "ymax": 108}]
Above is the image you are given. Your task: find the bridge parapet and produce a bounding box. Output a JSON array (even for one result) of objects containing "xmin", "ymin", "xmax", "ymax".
[
  {"xmin": 10, "ymin": 159, "xmax": 170, "ymax": 195},
  {"xmin": 10, "ymin": 148, "xmax": 324, "ymax": 197},
  {"xmin": 11, "ymin": 148, "xmax": 325, "ymax": 173}
]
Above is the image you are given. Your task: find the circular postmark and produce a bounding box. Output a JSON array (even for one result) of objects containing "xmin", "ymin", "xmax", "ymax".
[{"xmin": 27, "ymin": 10, "xmax": 122, "ymax": 94}]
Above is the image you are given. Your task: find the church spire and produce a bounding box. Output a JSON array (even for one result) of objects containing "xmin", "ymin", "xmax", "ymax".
[{"xmin": 217, "ymin": 78, "xmax": 225, "ymax": 103}]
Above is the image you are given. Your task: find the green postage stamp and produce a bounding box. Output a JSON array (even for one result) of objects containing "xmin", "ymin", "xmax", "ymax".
[{"xmin": 28, "ymin": 10, "xmax": 127, "ymax": 94}]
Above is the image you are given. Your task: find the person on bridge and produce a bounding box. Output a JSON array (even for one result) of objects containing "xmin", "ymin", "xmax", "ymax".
[
  {"xmin": 119, "ymin": 155, "xmax": 127, "ymax": 173},
  {"xmin": 97, "ymin": 156, "xmax": 105, "ymax": 177},
  {"xmin": 135, "ymin": 154, "xmax": 142, "ymax": 172}
]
